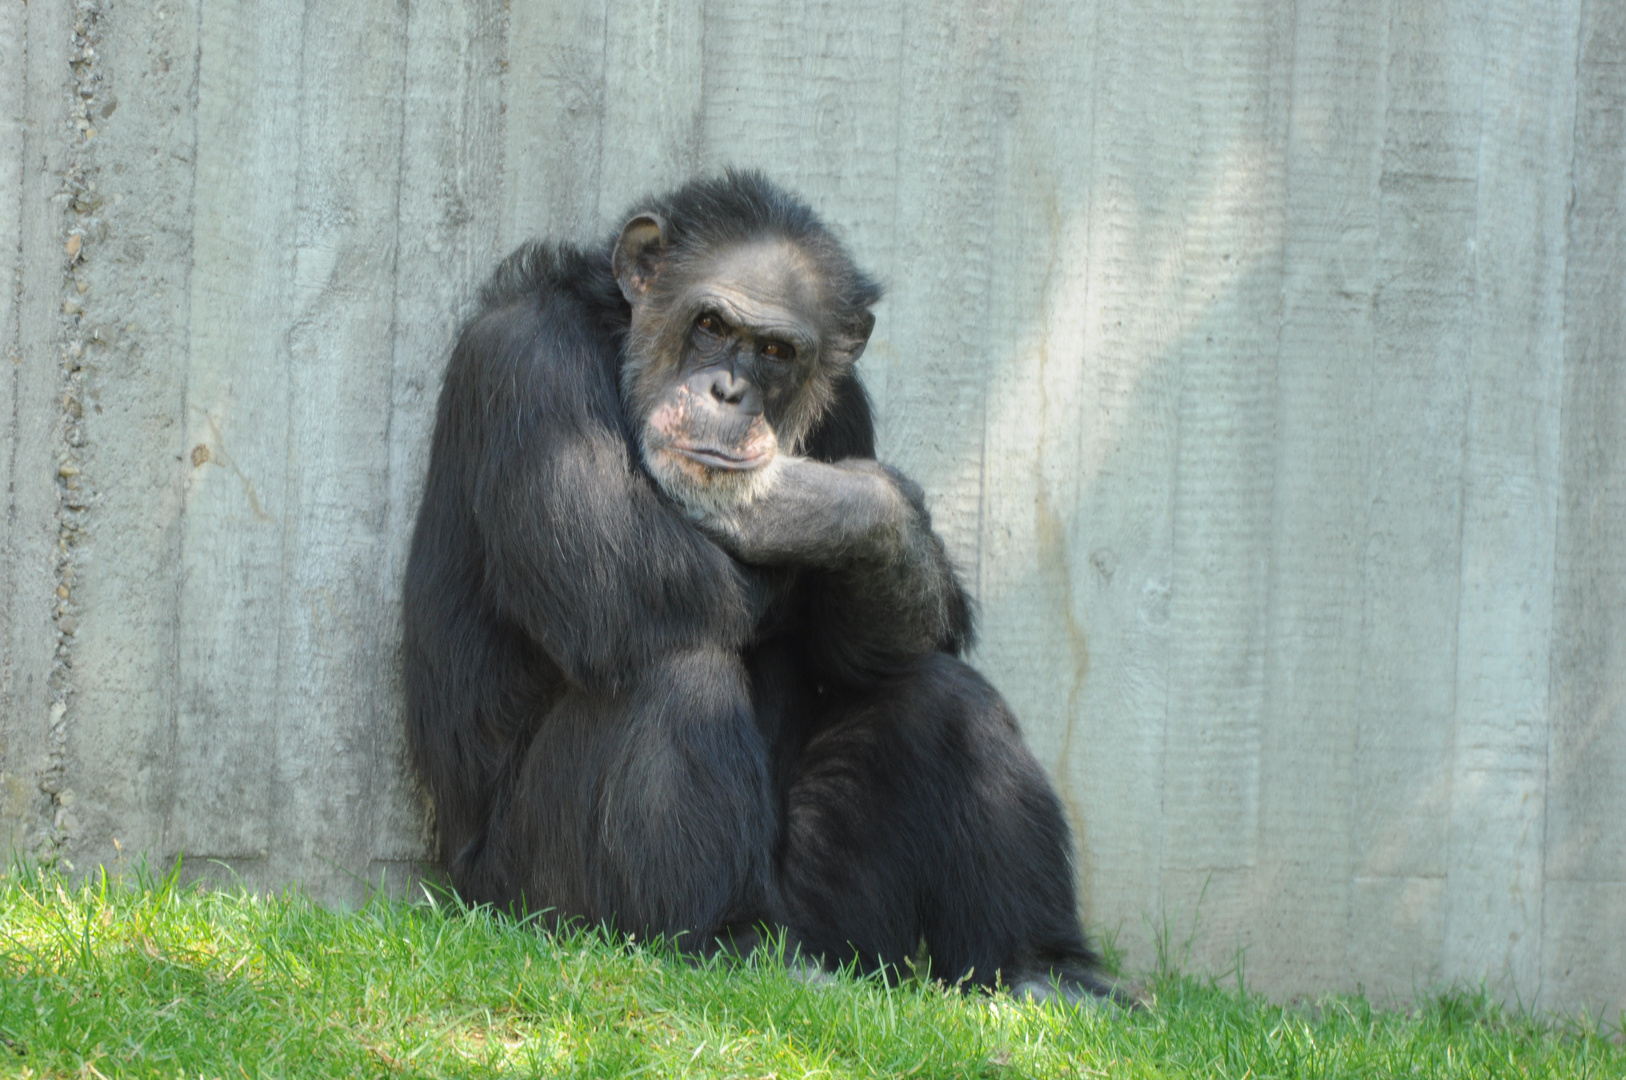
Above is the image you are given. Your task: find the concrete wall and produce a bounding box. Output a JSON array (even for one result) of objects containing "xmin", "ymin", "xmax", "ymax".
[{"xmin": 3, "ymin": 0, "xmax": 1622, "ymax": 1017}]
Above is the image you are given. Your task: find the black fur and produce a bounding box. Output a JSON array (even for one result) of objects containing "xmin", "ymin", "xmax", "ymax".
[{"xmin": 403, "ymin": 172, "xmax": 1110, "ymax": 995}]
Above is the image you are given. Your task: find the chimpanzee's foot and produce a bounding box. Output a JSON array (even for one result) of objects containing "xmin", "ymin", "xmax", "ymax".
[{"xmin": 1007, "ymin": 968, "xmax": 1146, "ymax": 1010}]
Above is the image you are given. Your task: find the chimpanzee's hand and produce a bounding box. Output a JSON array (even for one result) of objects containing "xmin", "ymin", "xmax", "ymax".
[{"xmin": 697, "ymin": 456, "xmax": 919, "ymax": 569}]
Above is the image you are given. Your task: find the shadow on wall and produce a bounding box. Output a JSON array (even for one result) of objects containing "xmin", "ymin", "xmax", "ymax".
[
  {"xmin": 967, "ymin": 134, "xmax": 1300, "ymax": 990},
  {"xmin": 960, "ymin": 107, "xmax": 1574, "ymax": 1012}
]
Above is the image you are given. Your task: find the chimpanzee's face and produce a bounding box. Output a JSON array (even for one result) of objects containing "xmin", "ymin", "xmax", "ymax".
[{"xmin": 617, "ymin": 227, "xmax": 832, "ymax": 516}]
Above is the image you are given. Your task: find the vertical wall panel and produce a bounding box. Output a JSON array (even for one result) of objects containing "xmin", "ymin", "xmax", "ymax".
[
  {"xmin": 595, "ymin": 0, "xmax": 706, "ymax": 227},
  {"xmin": 0, "ymin": 0, "xmax": 37, "ymax": 854},
  {"xmin": 166, "ymin": 0, "xmax": 307, "ymax": 879},
  {"xmin": 1156, "ymin": 0, "xmax": 1291, "ymax": 903},
  {"xmin": 1150, "ymin": 0, "xmax": 1294, "ymax": 976},
  {"xmin": 0, "ymin": 1, "xmax": 73, "ymax": 866},
  {"xmin": 1443, "ymin": 0, "xmax": 1577, "ymax": 1001},
  {"xmin": 1547, "ymin": 0, "xmax": 1626, "ymax": 1021},
  {"xmin": 59, "ymin": 0, "xmax": 203, "ymax": 880},
  {"xmin": 1550, "ymin": 0, "xmax": 1626, "ymax": 896},
  {"xmin": 1345, "ymin": 2, "xmax": 1483, "ymax": 990},
  {"xmin": 1255, "ymin": 0, "xmax": 1385, "ymax": 990},
  {"xmin": 264, "ymin": 0, "xmax": 411, "ymax": 900},
  {"xmin": 500, "ymin": 0, "xmax": 607, "ymax": 247},
  {"xmin": 1058, "ymin": 0, "xmax": 1182, "ymax": 956}
]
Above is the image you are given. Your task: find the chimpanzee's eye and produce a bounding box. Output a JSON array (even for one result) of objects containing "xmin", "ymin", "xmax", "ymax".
[
  {"xmin": 760, "ymin": 341, "xmax": 795, "ymax": 362},
  {"xmin": 696, "ymin": 313, "xmax": 723, "ymax": 334}
]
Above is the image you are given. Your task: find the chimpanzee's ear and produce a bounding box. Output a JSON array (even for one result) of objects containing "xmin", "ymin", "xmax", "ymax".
[
  {"xmin": 612, "ymin": 213, "xmax": 669, "ymax": 304},
  {"xmin": 831, "ymin": 308, "xmax": 876, "ymax": 365}
]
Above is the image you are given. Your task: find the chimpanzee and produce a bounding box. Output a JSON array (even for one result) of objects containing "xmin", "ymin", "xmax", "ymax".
[{"xmin": 403, "ymin": 171, "xmax": 1118, "ymax": 1002}]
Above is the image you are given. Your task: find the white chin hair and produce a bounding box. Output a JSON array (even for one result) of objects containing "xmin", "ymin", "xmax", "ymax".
[{"xmin": 644, "ymin": 446, "xmax": 787, "ymax": 523}]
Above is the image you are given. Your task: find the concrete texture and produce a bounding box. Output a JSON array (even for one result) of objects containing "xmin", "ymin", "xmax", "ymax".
[{"xmin": 2, "ymin": 0, "xmax": 1622, "ymax": 1018}]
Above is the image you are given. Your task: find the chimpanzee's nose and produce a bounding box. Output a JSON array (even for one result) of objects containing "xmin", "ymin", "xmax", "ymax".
[
  {"xmin": 706, "ymin": 369, "xmax": 747, "ymax": 403},
  {"xmin": 695, "ymin": 367, "xmax": 761, "ymax": 412}
]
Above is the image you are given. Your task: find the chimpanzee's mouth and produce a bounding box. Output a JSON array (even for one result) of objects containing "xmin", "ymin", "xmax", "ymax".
[{"xmin": 670, "ymin": 445, "xmax": 772, "ymax": 471}]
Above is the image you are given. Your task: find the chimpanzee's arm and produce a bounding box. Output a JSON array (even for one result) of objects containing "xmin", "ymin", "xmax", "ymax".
[
  {"xmin": 701, "ymin": 456, "xmax": 973, "ymax": 676},
  {"xmin": 692, "ymin": 373, "xmax": 973, "ymax": 680},
  {"xmin": 447, "ymin": 293, "xmax": 762, "ymax": 693}
]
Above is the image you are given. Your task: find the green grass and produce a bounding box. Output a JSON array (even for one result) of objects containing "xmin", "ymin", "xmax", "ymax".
[{"xmin": 0, "ymin": 865, "xmax": 1619, "ymax": 1078}]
